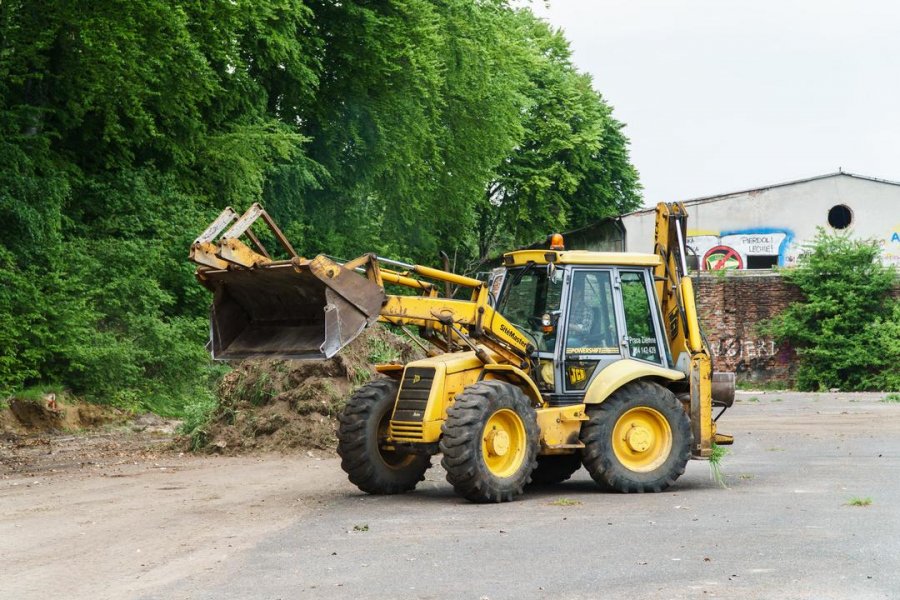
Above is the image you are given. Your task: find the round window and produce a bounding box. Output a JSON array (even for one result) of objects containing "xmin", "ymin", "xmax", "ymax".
[{"xmin": 827, "ymin": 204, "xmax": 852, "ymax": 229}]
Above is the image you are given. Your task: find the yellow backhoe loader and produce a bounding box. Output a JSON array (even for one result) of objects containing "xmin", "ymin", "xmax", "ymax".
[{"xmin": 190, "ymin": 202, "xmax": 734, "ymax": 502}]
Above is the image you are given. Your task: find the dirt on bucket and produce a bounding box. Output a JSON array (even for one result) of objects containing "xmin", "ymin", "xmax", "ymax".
[{"xmin": 198, "ymin": 325, "xmax": 422, "ymax": 454}]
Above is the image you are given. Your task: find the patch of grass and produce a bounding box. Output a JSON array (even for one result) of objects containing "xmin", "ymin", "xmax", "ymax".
[
  {"xmin": 10, "ymin": 385, "xmax": 65, "ymax": 404},
  {"xmin": 771, "ymin": 398, "xmax": 783, "ymax": 402},
  {"xmin": 736, "ymin": 380, "xmax": 789, "ymax": 392},
  {"xmin": 351, "ymin": 366, "xmax": 371, "ymax": 387},
  {"xmin": 846, "ymin": 497, "xmax": 872, "ymax": 507},
  {"xmin": 179, "ymin": 395, "xmax": 218, "ymax": 451},
  {"xmin": 881, "ymin": 393, "xmax": 900, "ymax": 404},
  {"xmin": 738, "ymin": 473, "xmax": 754, "ymax": 480},
  {"xmin": 766, "ymin": 447, "xmax": 785, "ymax": 452},
  {"xmin": 548, "ymin": 498, "xmax": 581, "ymax": 506},
  {"xmin": 746, "ymin": 397, "xmax": 760, "ymax": 403},
  {"xmin": 353, "ymin": 524, "xmax": 369, "ymax": 532},
  {"xmin": 708, "ymin": 443, "xmax": 729, "ymax": 488},
  {"xmin": 367, "ymin": 337, "xmax": 400, "ymax": 364}
]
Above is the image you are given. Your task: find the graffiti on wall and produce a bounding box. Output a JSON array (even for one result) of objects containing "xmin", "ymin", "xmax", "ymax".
[
  {"xmin": 687, "ymin": 228, "xmax": 795, "ymax": 271},
  {"xmin": 712, "ymin": 336, "xmax": 792, "ymax": 374},
  {"xmin": 882, "ymin": 224, "xmax": 900, "ymax": 267}
]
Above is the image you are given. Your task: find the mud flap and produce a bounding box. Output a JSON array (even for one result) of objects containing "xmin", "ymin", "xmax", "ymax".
[{"xmin": 203, "ymin": 256, "xmax": 385, "ymax": 360}]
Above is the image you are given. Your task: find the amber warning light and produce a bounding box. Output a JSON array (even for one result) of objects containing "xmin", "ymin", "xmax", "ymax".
[{"xmin": 549, "ymin": 233, "xmax": 565, "ymax": 250}]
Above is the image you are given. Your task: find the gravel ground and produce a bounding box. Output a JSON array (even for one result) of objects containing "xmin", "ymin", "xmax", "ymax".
[{"xmin": 2, "ymin": 391, "xmax": 899, "ymax": 600}]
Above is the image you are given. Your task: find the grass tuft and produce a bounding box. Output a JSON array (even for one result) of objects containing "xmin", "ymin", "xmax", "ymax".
[
  {"xmin": 353, "ymin": 524, "xmax": 369, "ymax": 532},
  {"xmin": 709, "ymin": 443, "xmax": 729, "ymax": 488},
  {"xmin": 548, "ymin": 498, "xmax": 581, "ymax": 506},
  {"xmin": 846, "ymin": 497, "xmax": 872, "ymax": 507},
  {"xmin": 881, "ymin": 393, "xmax": 900, "ymax": 404},
  {"xmin": 367, "ymin": 337, "xmax": 400, "ymax": 364}
]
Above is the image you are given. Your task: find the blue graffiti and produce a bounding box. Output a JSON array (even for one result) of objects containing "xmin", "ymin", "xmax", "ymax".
[
  {"xmin": 718, "ymin": 227, "xmax": 795, "ymax": 267},
  {"xmin": 892, "ymin": 232, "xmax": 900, "ymax": 243}
]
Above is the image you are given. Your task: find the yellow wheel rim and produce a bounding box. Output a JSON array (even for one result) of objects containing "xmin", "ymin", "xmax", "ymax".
[
  {"xmin": 612, "ymin": 407, "xmax": 672, "ymax": 472},
  {"xmin": 482, "ymin": 408, "xmax": 527, "ymax": 478}
]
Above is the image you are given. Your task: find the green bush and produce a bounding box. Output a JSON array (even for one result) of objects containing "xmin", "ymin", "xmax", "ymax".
[{"xmin": 762, "ymin": 229, "xmax": 899, "ymax": 391}]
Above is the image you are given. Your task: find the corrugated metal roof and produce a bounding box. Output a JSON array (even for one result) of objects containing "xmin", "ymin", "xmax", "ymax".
[{"xmin": 624, "ymin": 171, "xmax": 900, "ymax": 216}]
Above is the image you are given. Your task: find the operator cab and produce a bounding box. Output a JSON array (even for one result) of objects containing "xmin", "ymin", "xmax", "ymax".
[{"xmin": 494, "ymin": 236, "xmax": 672, "ymax": 405}]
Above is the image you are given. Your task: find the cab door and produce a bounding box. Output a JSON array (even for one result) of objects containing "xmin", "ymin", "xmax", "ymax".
[{"xmin": 559, "ymin": 269, "xmax": 622, "ymax": 399}]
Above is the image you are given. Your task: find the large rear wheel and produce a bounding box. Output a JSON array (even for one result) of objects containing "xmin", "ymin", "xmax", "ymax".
[
  {"xmin": 337, "ymin": 379, "xmax": 431, "ymax": 494},
  {"xmin": 581, "ymin": 380, "xmax": 691, "ymax": 493},
  {"xmin": 440, "ymin": 380, "xmax": 539, "ymax": 503}
]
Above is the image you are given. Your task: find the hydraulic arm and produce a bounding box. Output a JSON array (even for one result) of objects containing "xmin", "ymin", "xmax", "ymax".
[
  {"xmin": 191, "ymin": 203, "xmax": 534, "ymax": 368},
  {"xmin": 653, "ymin": 202, "xmax": 734, "ymax": 455}
]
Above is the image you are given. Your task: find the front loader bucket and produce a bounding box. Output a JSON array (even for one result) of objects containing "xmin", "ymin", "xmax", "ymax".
[{"xmin": 199, "ymin": 256, "xmax": 385, "ymax": 360}]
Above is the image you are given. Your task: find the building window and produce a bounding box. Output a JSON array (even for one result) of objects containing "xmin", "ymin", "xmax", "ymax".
[
  {"xmin": 828, "ymin": 204, "xmax": 852, "ymax": 229},
  {"xmin": 746, "ymin": 255, "xmax": 778, "ymax": 269}
]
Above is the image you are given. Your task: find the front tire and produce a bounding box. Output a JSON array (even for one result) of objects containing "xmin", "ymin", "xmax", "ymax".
[
  {"xmin": 440, "ymin": 380, "xmax": 539, "ymax": 503},
  {"xmin": 337, "ymin": 379, "xmax": 431, "ymax": 494},
  {"xmin": 581, "ymin": 380, "xmax": 691, "ymax": 493}
]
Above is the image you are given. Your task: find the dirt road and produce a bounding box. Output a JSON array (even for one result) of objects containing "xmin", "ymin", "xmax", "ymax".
[{"xmin": 2, "ymin": 392, "xmax": 899, "ymax": 599}]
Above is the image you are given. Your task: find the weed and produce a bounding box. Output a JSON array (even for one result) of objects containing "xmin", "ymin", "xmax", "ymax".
[
  {"xmin": 738, "ymin": 473, "xmax": 755, "ymax": 480},
  {"xmin": 708, "ymin": 443, "xmax": 729, "ymax": 488},
  {"xmin": 766, "ymin": 447, "xmax": 785, "ymax": 452},
  {"xmin": 367, "ymin": 337, "xmax": 400, "ymax": 364},
  {"xmin": 747, "ymin": 397, "xmax": 760, "ymax": 403},
  {"xmin": 351, "ymin": 366, "xmax": 371, "ymax": 387},
  {"xmin": 846, "ymin": 497, "xmax": 872, "ymax": 507},
  {"xmin": 881, "ymin": 393, "xmax": 900, "ymax": 404},
  {"xmin": 353, "ymin": 524, "xmax": 369, "ymax": 532},
  {"xmin": 548, "ymin": 498, "xmax": 581, "ymax": 506},
  {"xmin": 179, "ymin": 395, "xmax": 218, "ymax": 450},
  {"xmin": 772, "ymin": 398, "xmax": 783, "ymax": 402}
]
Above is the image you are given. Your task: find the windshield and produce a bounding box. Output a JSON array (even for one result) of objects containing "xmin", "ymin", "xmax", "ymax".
[{"xmin": 495, "ymin": 266, "xmax": 563, "ymax": 352}]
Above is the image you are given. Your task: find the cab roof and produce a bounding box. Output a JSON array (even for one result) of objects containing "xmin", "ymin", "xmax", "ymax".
[{"xmin": 502, "ymin": 249, "xmax": 661, "ymax": 268}]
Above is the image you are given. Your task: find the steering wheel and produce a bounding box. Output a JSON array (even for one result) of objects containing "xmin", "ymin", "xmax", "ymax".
[{"xmin": 526, "ymin": 315, "xmax": 544, "ymax": 329}]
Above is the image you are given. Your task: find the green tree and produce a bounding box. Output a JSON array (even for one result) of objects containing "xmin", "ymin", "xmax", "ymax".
[
  {"xmin": 474, "ymin": 15, "xmax": 641, "ymax": 262},
  {"xmin": 762, "ymin": 229, "xmax": 900, "ymax": 391}
]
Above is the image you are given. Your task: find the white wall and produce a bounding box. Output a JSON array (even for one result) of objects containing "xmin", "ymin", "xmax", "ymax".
[{"xmin": 622, "ymin": 174, "xmax": 900, "ymax": 269}]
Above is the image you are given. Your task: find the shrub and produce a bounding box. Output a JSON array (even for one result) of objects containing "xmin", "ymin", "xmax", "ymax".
[{"xmin": 762, "ymin": 229, "xmax": 899, "ymax": 391}]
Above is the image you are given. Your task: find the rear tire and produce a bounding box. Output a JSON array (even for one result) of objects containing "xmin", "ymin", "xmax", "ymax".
[
  {"xmin": 337, "ymin": 379, "xmax": 431, "ymax": 494},
  {"xmin": 527, "ymin": 453, "xmax": 582, "ymax": 486},
  {"xmin": 581, "ymin": 380, "xmax": 691, "ymax": 493},
  {"xmin": 440, "ymin": 380, "xmax": 539, "ymax": 503}
]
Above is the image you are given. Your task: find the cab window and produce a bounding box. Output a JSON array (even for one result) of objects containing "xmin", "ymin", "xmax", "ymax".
[
  {"xmin": 495, "ymin": 265, "xmax": 563, "ymax": 352},
  {"xmin": 620, "ymin": 271, "xmax": 662, "ymax": 364},
  {"xmin": 565, "ymin": 270, "xmax": 618, "ymax": 355}
]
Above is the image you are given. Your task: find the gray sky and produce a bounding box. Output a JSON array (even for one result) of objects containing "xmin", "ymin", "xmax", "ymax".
[{"xmin": 528, "ymin": 0, "xmax": 900, "ymax": 206}]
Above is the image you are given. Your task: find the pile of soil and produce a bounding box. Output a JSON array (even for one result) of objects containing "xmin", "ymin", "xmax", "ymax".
[
  {"xmin": 0, "ymin": 393, "xmax": 128, "ymax": 436},
  {"xmin": 199, "ymin": 325, "xmax": 422, "ymax": 454},
  {"xmin": 0, "ymin": 394, "xmax": 177, "ymax": 478}
]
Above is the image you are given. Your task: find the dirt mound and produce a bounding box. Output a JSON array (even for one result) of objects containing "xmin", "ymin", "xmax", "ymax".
[
  {"xmin": 1, "ymin": 392, "xmax": 128, "ymax": 435},
  {"xmin": 199, "ymin": 325, "xmax": 422, "ymax": 454}
]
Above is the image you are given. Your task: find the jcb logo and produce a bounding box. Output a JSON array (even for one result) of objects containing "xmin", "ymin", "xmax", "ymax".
[
  {"xmin": 568, "ymin": 367, "xmax": 587, "ymax": 385},
  {"xmin": 411, "ymin": 374, "xmax": 421, "ymax": 384}
]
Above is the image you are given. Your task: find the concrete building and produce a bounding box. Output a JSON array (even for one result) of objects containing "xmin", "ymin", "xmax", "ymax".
[{"xmin": 621, "ymin": 171, "xmax": 900, "ymax": 271}]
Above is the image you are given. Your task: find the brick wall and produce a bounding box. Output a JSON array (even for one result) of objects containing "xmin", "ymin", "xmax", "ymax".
[{"xmin": 693, "ymin": 272, "xmax": 802, "ymax": 384}]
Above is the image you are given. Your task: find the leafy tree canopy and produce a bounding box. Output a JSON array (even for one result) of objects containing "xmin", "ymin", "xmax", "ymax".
[{"xmin": 0, "ymin": 0, "xmax": 642, "ymax": 410}]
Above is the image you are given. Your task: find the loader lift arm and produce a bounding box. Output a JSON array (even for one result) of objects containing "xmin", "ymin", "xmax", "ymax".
[{"xmin": 191, "ymin": 204, "xmax": 535, "ymax": 369}]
